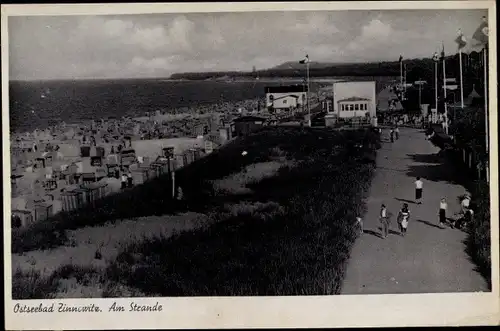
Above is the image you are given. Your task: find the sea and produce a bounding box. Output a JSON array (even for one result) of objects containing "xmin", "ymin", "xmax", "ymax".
[{"xmin": 8, "ymin": 79, "xmax": 327, "ymax": 134}]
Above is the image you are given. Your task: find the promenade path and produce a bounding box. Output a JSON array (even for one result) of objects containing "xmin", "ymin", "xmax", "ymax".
[{"xmin": 342, "ymin": 127, "xmax": 489, "ymax": 294}]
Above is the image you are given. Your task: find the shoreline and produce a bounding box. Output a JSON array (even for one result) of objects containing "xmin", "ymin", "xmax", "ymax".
[{"xmin": 10, "ymin": 88, "xmax": 321, "ymax": 137}]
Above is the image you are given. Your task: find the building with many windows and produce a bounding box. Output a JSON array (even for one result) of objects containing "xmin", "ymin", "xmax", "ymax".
[
  {"xmin": 325, "ymin": 81, "xmax": 377, "ymax": 126},
  {"xmin": 330, "ymin": 81, "xmax": 377, "ymax": 119},
  {"xmin": 338, "ymin": 97, "xmax": 371, "ymax": 117}
]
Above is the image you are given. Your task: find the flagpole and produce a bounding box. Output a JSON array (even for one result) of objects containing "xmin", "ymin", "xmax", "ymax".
[
  {"xmin": 404, "ymin": 64, "xmax": 407, "ymax": 95},
  {"xmin": 307, "ymin": 60, "xmax": 311, "ymax": 127},
  {"xmin": 443, "ymin": 52, "xmax": 448, "ymax": 134},
  {"xmin": 418, "ymin": 78, "xmax": 422, "ymax": 109},
  {"xmin": 400, "ymin": 59, "xmax": 403, "ymax": 89},
  {"xmin": 434, "ymin": 60, "xmax": 438, "ymax": 124},
  {"xmin": 459, "ymin": 49, "xmax": 464, "ymax": 108}
]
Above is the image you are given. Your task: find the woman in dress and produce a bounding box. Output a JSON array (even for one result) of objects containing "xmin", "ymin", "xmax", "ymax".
[{"xmin": 398, "ymin": 203, "xmax": 411, "ymax": 237}]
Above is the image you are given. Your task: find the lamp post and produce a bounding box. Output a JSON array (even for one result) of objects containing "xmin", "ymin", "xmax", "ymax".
[{"xmin": 418, "ymin": 78, "xmax": 422, "ymax": 109}]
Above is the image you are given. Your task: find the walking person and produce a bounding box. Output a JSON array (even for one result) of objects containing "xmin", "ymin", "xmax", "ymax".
[
  {"xmin": 394, "ymin": 126, "xmax": 400, "ymax": 140},
  {"xmin": 415, "ymin": 177, "xmax": 423, "ymax": 204},
  {"xmin": 390, "ymin": 128, "xmax": 394, "ymax": 143},
  {"xmin": 461, "ymin": 193, "xmax": 471, "ymax": 214},
  {"xmin": 355, "ymin": 216, "xmax": 364, "ymax": 236},
  {"xmin": 439, "ymin": 198, "xmax": 447, "ymax": 228},
  {"xmin": 397, "ymin": 203, "xmax": 411, "ymax": 236},
  {"xmin": 120, "ymin": 173, "xmax": 127, "ymax": 190},
  {"xmin": 380, "ymin": 204, "xmax": 389, "ymax": 238},
  {"xmin": 127, "ymin": 172, "xmax": 133, "ymax": 188},
  {"xmin": 456, "ymin": 202, "xmax": 474, "ymax": 230}
]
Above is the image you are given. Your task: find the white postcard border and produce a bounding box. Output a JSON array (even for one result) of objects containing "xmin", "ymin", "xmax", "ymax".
[{"xmin": 2, "ymin": 1, "xmax": 499, "ymax": 329}]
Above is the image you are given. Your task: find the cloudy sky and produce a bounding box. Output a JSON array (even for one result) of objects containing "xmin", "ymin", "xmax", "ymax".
[{"xmin": 9, "ymin": 9, "xmax": 487, "ymax": 80}]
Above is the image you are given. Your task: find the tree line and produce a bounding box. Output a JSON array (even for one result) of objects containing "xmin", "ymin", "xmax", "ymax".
[{"xmin": 169, "ymin": 50, "xmax": 487, "ymax": 87}]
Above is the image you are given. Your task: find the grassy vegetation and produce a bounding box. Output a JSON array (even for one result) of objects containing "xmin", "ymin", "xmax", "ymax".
[
  {"xmin": 12, "ymin": 269, "xmax": 60, "ymax": 300},
  {"xmin": 12, "ymin": 264, "xmax": 148, "ymax": 299},
  {"xmin": 101, "ymin": 127, "xmax": 379, "ymax": 296},
  {"xmin": 12, "ymin": 126, "xmax": 380, "ymax": 297}
]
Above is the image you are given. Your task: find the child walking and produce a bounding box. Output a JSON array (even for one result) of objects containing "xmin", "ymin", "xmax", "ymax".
[
  {"xmin": 439, "ymin": 198, "xmax": 447, "ymax": 228},
  {"xmin": 414, "ymin": 177, "xmax": 423, "ymax": 204}
]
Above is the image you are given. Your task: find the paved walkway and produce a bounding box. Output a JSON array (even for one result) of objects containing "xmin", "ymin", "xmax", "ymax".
[{"xmin": 342, "ymin": 127, "xmax": 488, "ymax": 294}]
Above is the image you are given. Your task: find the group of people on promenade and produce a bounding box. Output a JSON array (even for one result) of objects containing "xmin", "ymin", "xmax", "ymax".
[
  {"xmin": 353, "ymin": 127, "xmax": 476, "ymax": 239},
  {"xmin": 373, "ymin": 177, "xmax": 475, "ymax": 239},
  {"xmin": 379, "ymin": 113, "xmax": 425, "ymax": 128},
  {"xmin": 389, "ymin": 126, "xmax": 400, "ymax": 143}
]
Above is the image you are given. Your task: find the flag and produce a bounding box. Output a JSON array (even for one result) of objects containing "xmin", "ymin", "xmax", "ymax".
[
  {"xmin": 432, "ymin": 52, "xmax": 439, "ymax": 62},
  {"xmin": 472, "ymin": 16, "xmax": 489, "ymax": 46},
  {"xmin": 398, "ymin": 55, "xmax": 403, "ymax": 63},
  {"xmin": 299, "ymin": 55, "xmax": 309, "ymax": 64},
  {"xmin": 455, "ymin": 29, "xmax": 467, "ymax": 49}
]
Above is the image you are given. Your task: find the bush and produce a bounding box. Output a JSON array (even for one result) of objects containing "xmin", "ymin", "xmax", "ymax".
[
  {"xmin": 12, "ymin": 269, "xmax": 59, "ymax": 300},
  {"xmin": 464, "ymin": 182, "xmax": 491, "ymax": 289},
  {"xmin": 103, "ymin": 127, "xmax": 377, "ymax": 296}
]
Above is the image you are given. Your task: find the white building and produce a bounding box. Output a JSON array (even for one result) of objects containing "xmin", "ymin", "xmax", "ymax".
[
  {"xmin": 270, "ymin": 95, "xmax": 300, "ymax": 109},
  {"xmin": 330, "ymin": 81, "xmax": 377, "ymax": 118},
  {"xmin": 325, "ymin": 81, "xmax": 377, "ymax": 127},
  {"xmin": 337, "ymin": 97, "xmax": 372, "ymax": 118},
  {"xmin": 265, "ymin": 85, "xmax": 307, "ymax": 110}
]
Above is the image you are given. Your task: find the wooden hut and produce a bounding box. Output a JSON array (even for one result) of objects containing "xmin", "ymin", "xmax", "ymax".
[
  {"xmin": 11, "ymin": 210, "xmax": 34, "ymax": 228},
  {"xmin": 33, "ymin": 201, "xmax": 53, "ymax": 222},
  {"xmin": 130, "ymin": 167, "xmax": 151, "ymax": 185},
  {"xmin": 81, "ymin": 172, "xmax": 97, "ymax": 185},
  {"xmin": 90, "ymin": 156, "xmax": 103, "ymax": 167},
  {"xmin": 61, "ymin": 190, "xmax": 85, "ymax": 212},
  {"xmin": 80, "ymin": 145, "xmax": 91, "ymax": 157},
  {"xmin": 120, "ymin": 149, "xmax": 136, "ymax": 167}
]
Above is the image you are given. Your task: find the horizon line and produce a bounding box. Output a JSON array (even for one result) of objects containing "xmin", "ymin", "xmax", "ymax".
[{"xmin": 9, "ymin": 52, "xmax": 477, "ymax": 82}]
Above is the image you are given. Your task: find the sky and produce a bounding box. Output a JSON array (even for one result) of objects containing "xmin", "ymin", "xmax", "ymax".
[{"xmin": 8, "ymin": 9, "xmax": 487, "ymax": 80}]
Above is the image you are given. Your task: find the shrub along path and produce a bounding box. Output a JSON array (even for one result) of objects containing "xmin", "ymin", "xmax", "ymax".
[{"xmin": 342, "ymin": 127, "xmax": 489, "ymax": 294}]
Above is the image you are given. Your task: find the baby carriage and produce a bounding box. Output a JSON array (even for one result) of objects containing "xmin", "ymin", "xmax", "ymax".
[{"xmin": 453, "ymin": 209, "xmax": 473, "ymax": 230}]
